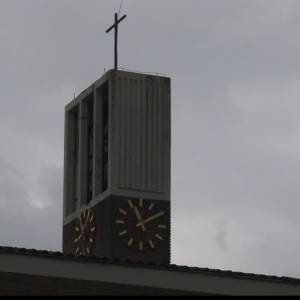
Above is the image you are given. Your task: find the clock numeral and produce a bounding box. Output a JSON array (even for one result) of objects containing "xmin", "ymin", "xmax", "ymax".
[
  {"xmin": 128, "ymin": 200, "xmax": 134, "ymax": 209},
  {"xmin": 158, "ymin": 225, "xmax": 166, "ymax": 229},
  {"xmin": 148, "ymin": 203, "xmax": 154, "ymax": 211},
  {"xmin": 149, "ymin": 240, "xmax": 155, "ymax": 249},
  {"xmin": 90, "ymin": 227, "xmax": 96, "ymax": 232},
  {"xmin": 116, "ymin": 220, "xmax": 125, "ymax": 224},
  {"xmin": 139, "ymin": 242, "xmax": 144, "ymax": 252},
  {"xmin": 89, "ymin": 238, "xmax": 94, "ymax": 244},
  {"xmin": 155, "ymin": 234, "xmax": 163, "ymax": 241},
  {"xmin": 90, "ymin": 215, "xmax": 94, "ymax": 223},
  {"xmin": 119, "ymin": 230, "xmax": 127, "ymax": 237},
  {"xmin": 128, "ymin": 238, "xmax": 134, "ymax": 247},
  {"xmin": 75, "ymin": 227, "xmax": 80, "ymax": 232},
  {"xmin": 119, "ymin": 209, "xmax": 127, "ymax": 216}
]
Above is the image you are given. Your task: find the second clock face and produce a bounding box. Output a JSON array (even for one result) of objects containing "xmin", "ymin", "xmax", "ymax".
[
  {"xmin": 74, "ymin": 208, "xmax": 96, "ymax": 257},
  {"xmin": 116, "ymin": 199, "xmax": 168, "ymax": 252}
]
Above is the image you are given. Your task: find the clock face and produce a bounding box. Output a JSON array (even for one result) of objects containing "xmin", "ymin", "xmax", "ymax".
[
  {"xmin": 116, "ymin": 199, "xmax": 168, "ymax": 252},
  {"xmin": 74, "ymin": 208, "xmax": 96, "ymax": 257}
]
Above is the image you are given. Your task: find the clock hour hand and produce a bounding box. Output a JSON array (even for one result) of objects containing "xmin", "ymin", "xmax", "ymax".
[
  {"xmin": 83, "ymin": 210, "xmax": 90, "ymax": 231},
  {"xmin": 79, "ymin": 216, "xmax": 84, "ymax": 231},
  {"xmin": 136, "ymin": 211, "xmax": 165, "ymax": 228},
  {"xmin": 133, "ymin": 207, "xmax": 146, "ymax": 232}
]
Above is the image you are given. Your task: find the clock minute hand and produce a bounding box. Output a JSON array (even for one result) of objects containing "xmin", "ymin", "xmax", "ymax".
[{"xmin": 137, "ymin": 211, "xmax": 165, "ymax": 228}]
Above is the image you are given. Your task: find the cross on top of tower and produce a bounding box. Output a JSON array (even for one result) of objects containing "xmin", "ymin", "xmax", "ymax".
[{"xmin": 105, "ymin": 13, "xmax": 127, "ymax": 71}]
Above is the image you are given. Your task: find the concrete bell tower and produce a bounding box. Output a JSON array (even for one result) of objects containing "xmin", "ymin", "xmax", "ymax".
[{"xmin": 63, "ymin": 70, "xmax": 171, "ymax": 264}]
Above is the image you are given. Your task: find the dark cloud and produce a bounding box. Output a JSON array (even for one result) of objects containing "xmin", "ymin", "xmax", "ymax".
[
  {"xmin": 215, "ymin": 221, "xmax": 228, "ymax": 251},
  {"xmin": 37, "ymin": 165, "xmax": 63, "ymax": 207},
  {"xmin": 1, "ymin": 0, "xmax": 300, "ymax": 278},
  {"xmin": 0, "ymin": 158, "xmax": 30, "ymax": 210},
  {"xmin": 0, "ymin": 158, "xmax": 62, "ymax": 251}
]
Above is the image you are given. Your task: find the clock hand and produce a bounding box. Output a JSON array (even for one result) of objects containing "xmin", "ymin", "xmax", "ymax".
[
  {"xmin": 79, "ymin": 216, "xmax": 84, "ymax": 231},
  {"xmin": 136, "ymin": 211, "xmax": 165, "ymax": 228},
  {"xmin": 133, "ymin": 206, "xmax": 146, "ymax": 232},
  {"xmin": 83, "ymin": 210, "xmax": 90, "ymax": 231}
]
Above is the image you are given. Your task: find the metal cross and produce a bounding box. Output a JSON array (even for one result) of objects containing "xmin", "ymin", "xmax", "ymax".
[{"xmin": 105, "ymin": 13, "xmax": 127, "ymax": 71}]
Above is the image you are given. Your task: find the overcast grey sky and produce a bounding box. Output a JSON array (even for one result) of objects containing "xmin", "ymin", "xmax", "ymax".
[{"xmin": 1, "ymin": 0, "xmax": 300, "ymax": 278}]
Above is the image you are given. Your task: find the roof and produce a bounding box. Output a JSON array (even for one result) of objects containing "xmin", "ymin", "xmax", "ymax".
[{"xmin": 0, "ymin": 246, "xmax": 299, "ymax": 287}]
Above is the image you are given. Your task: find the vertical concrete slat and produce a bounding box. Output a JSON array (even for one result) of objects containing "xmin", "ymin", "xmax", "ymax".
[{"xmin": 164, "ymin": 78, "xmax": 171, "ymax": 200}]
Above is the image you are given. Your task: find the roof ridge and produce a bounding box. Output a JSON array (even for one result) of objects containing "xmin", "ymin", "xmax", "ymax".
[{"xmin": 0, "ymin": 246, "xmax": 299, "ymax": 285}]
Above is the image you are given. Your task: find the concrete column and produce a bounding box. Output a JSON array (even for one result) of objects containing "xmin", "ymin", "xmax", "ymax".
[
  {"xmin": 93, "ymin": 89, "xmax": 104, "ymax": 199},
  {"xmin": 63, "ymin": 109, "xmax": 70, "ymax": 217}
]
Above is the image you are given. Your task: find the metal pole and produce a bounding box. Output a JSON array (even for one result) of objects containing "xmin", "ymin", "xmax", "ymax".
[{"xmin": 115, "ymin": 13, "xmax": 118, "ymax": 70}]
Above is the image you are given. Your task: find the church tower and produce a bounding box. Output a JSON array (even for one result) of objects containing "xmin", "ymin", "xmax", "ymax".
[{"xmin": 63, "ymin": 69, "xmax": 171, "ymax": 264}]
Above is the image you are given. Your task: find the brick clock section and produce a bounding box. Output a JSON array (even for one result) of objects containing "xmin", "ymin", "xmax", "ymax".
[{"xmin": 63, "ymin": 197, "xmax": 171, "ymax": 265}]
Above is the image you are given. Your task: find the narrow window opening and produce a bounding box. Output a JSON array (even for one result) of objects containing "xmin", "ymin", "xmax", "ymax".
[
  {"xmin": 86, "ymin": 95, "xmax": 94, "ymax": 203},
  {"xmin": 71, "ymin": 106, "xmax": 79, "ymax": 213}
]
